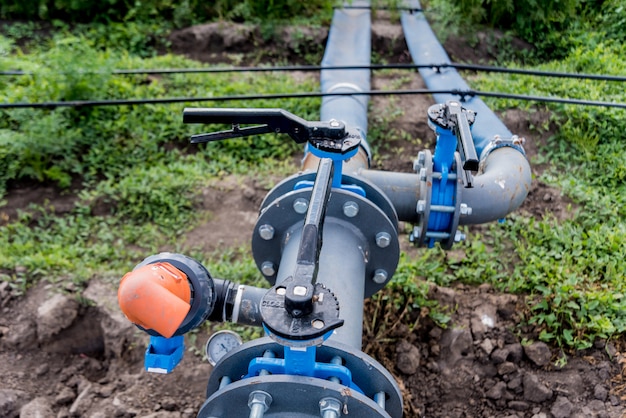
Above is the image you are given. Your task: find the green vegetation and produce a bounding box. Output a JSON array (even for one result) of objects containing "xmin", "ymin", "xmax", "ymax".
[
  {"xmin": 410, "ymin": 0, "xmax": 626, "ymax": 351},
  {"xmin": 0, "ymin": 29, "xmax": 319, "ymax": 292},
  {"xmin": 0, "ymin": 0, "xmax": 334, "ymax": 25},
  {"xmin": 1, "ymin": 0, "xmax": 625, "ymax": 355}
]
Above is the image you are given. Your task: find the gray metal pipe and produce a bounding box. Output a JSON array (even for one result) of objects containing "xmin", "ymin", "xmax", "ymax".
[
  {"xmin": 275, "ymin": 219, "xmax": 366, "ymax": 349},
  {"xmin": 320, "ymin": 2, "xmax": 371, "ymax": 134},
  {"xmin": 460, "ymin": 147, "xmax": 532, "ymax": 224},
  {"xmin": 400, "ymin": 0, "xmax": 511, "ymax": 155},
  {"xmin": 355, "ymin": 169, "xmax": 421, "ymax": 222}
]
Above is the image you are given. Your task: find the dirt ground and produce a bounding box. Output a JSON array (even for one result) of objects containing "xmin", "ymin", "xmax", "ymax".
[{"xmin": 1, "ymin": 15, "xmax": 625, "ymax": 418}]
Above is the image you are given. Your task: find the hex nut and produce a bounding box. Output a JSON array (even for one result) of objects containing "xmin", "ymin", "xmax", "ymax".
[
  {"xmin": 459, "ymin": 203, "xmax": 473, "ymax": 216},
  {"xmin": 248, "ymin": 390, "xmax": 272, "ymax": 413},
  {"xmin": 373, "ymin": 269, "xmax": 388, "ymax": 284},
  {"xmin": 375, "ymin": 232, "xmax": 392, "ymax": 248},
  {"xmin": 319, "ymin": 397, "xmax": 342, "ymax": 417},
  {"xmin": 343, "ymin": 201, "xmax": 359, "ymax": 218},
  {"xmin": 293, "ymin": 198, "xmax": 309, "ymax": 214},
  {"xmin": 258, "ymin": 224, "xmax": 275, "ymax": 240},
  {"xmin": 261, "ymin": 261, "xmax": 275, "ymax": 276}
]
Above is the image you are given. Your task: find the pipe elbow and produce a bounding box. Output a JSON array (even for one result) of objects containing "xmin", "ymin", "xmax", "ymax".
[
  {"xmin": 460, "ymin": 147, "xmax": 532, "ymax": 224},
  {"xmin": 118, "ymin": 262, "xmax": 192, "ymax": 338}
]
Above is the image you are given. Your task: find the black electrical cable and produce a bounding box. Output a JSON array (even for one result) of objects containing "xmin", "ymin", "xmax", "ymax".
[
  {"xmin": 1, "ymin": 89, "xmax": 624, "ymax": 110},
  {"xmin": 3, "ymin": 63, "xmax": 625, "ymax": 83},
  {"xmin": 333, "ymin": 5, "xmax": 423, "ymax": 12}
]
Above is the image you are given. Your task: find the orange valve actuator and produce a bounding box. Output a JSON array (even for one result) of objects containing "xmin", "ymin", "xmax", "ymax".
[{"xmin": 118, "ymin": 253, "xmax": 216, "ymax": 338}]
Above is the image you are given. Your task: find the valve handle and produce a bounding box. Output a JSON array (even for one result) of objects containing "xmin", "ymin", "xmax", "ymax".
[
  {"xmin": 428, "ymin": 100, "xmax": 479, "ymax": 187},
  {"xmin": 183, "ymin": 107, "xmax": 359, "ymax": 155},
  {"xmin": 446, "ymin": 101, "xmax": 479, "ymax": 172}
]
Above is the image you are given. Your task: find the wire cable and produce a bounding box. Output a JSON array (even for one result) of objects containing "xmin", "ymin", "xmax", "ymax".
[
  {"xmin": 1, "ymin": 89, "xmax": 624, "ymax": 110},
  {"xmin": 3, "ymin": 63, "xmax": 625, "ymax": 83}
]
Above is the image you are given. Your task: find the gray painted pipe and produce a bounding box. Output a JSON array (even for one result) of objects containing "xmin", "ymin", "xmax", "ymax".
[
  {"xmin": 460, "ymin": 147, "xmax": 532, "ymax": 224},
  {"xmin": 355, "ymin": 169, "xmax": 421, "ymax": 222},
  {"xmin": 320, "ymin": 2, "xmax": 371, "ymax": 140},
  {"xmin": 401, "ymin": 0, "xmax": 512, "ymax": 156},
  {"xmin": 275, "ymin": 219, "xmax": 367, "ymax": 349}
]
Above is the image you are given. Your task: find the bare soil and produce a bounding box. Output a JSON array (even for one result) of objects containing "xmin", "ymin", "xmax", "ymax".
[{"xmin": 1, "ymin": 16, "xmax": 625, "ymax": 418}]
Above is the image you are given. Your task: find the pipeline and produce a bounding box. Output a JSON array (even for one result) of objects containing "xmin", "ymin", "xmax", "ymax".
[
  {"xmin": 398, "ymin": 0, "xmax": 531, "ymax": 227},
  {"xmin": 115, "ymin": 2, "xmax": 533, "ymax": 417}
]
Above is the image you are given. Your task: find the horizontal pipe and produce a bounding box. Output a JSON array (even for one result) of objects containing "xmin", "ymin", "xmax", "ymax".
[
  {"xmin": 355, "ymin": 169, "xmax": 420, "ymax": 222},
  {"xmin": 356, "ymin": 146, "xmax": 531, "ymax": 225}
]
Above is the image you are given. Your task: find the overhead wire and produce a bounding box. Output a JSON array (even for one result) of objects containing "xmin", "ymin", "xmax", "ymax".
[
  {"xmin": 1, "ymin": 4, "xmax": 623, "ymax": 110},
  {"xmin": 2, "ymin": 63, "xmax": 625, "ymax": 83},
  {"xmin": 1, "ymin": 89, "xmax": 624, "ymax": 110}
]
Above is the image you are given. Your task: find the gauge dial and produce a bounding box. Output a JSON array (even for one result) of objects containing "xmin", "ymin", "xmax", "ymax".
[{"xmin": 205, "ymin": 330, "xmax": 243, "ymax": 366}]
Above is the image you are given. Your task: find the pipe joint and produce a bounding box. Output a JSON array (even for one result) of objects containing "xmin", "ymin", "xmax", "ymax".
[{"xmin": 480, "ymin": 135, "xmax": 527, "ymax": 164}]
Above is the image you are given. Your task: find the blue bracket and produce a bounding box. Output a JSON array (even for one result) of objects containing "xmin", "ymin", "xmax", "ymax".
[
  {"xmin": 306, "ymin": 144, "xmax": 358, "ymax": 189},
  {"xmin": 245, "ymin": 345, "xmax": 364, "ymax": 394},
  {"xmin": 144, "ymin": 335, "xmax": 184, "ymax": 374},
  {"xmin": 294, "ymin": 179, "xmax": 366, "ymax": 198}
]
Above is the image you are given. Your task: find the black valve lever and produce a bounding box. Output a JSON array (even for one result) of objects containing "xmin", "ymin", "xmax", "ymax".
[
  {"xmin": 446, "ymin": 101, "xmax": 479, "ymax": 172},
  {"xmin": 260, "ymin": 158, "xmax": 344, "ymax": 344},
  {"xmin": 183, "ymin": 108, "xmax": 358, "ymax": 155}
]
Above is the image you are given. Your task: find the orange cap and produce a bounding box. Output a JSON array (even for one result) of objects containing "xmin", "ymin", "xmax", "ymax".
[{"xmin": 118, "ymin": 262, "xmax": 191, "ymax": 338}]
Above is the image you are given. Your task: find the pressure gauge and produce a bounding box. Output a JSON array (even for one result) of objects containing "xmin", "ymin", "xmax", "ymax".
[{"xmin": 205, "ymin": 330, "xmax": 243, "ymax": 366}]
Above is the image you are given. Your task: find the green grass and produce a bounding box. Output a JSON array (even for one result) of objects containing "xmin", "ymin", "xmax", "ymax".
[
  {"xmin": 0, "ymin": 29, "xmax": 320, "ymax": 292},
  {"xmin": 401, "ymin": 24, "xmax": 626, "ymax": 350}
]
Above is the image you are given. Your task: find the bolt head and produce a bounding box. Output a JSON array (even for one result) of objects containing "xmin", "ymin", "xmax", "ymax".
[
  {"xmin": 413, "ymin": 151, "xmax": 426, "ymax": 172},
  {"xmin": 419, "ymin": 167, "xmax": 427, "ymax": 182},
  {"xmin": 454, "ymin": 230, "xmax": 466, "ymax": 243},
  {"xmin": 293, "ymin": 285, "xmax": 308, "ymax": 296},
  {"xmin": 319, "ymin": 397, "xmax": 342, "ymax": 416},
  {"xmin": 261, "ymin": 261, "xmax": 275, "ymax": 276},
  {"xmin": 343, "ymin": 201, "xmax": 359, "ymax": 218},
  {"xmin": 293, "ymin": 198, "xmax": 309, "ymax": 214},
  {"xmin": 312, "ymin": 319, "xmax": 325, "ymax": 329},
  {"xmin": 459, "ymin": 203, "xmax": 472, "ymax": 216},
  {"xmin": 372, "ymin": 269, "xmax": 388, "ymax": 284},
  {"xmin": 375, "ymin": 232, "xmax": 392, "ymax": 248},
  {"xmin": 258, "ymin": 224, "xmax": 275, "ymax": 240},
  {"xmin": 248, "ymin": 390, "xmax": 272, "ymax": 412},
  {"xmin": 416, "ymin": 200, "xmax": 426, "ymax": 214}
]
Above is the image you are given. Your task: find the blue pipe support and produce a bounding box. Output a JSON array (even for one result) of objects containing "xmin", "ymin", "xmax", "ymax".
[{"xmin": 401, "ymin": 0, "xmax": 512, "ymax": 156}]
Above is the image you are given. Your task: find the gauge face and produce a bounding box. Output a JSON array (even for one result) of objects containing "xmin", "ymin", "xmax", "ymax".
[{"xmin": 205, "ymin": 330, "xmax": 243, "ymax": 366}]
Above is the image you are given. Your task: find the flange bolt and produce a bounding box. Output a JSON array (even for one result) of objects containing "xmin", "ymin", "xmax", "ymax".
[
  {"xmin": 261, "ymin": 261, "xmax": 275, "ymax": 276},
  {"xmin": 319, "ymin": 397, "xmax": 342, "ymax": 418},
  {"xmin": 248, "ymin": 390, "xmax": 272, "ymax": 418},
  {"xmin": 372, "ymin": 269, "xmax": 388, "ymax": 284},
  {"xmin": 375, "ymin": 232, "xmax": 392, "ymax": 248},
  {"xmin": 293, "ymin": 198, "xmax": 309, "ymax": 214},
  {"xmin": 343, "ymin": 201, "xmax": 359, "ymax": 218},
  {"xmin": 258, "ymin": 224, "xmax": 275, "ymax": 241},
  {"xmin": 459, "ymin": 203, "xmax": 472, "ymax": 216}
]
